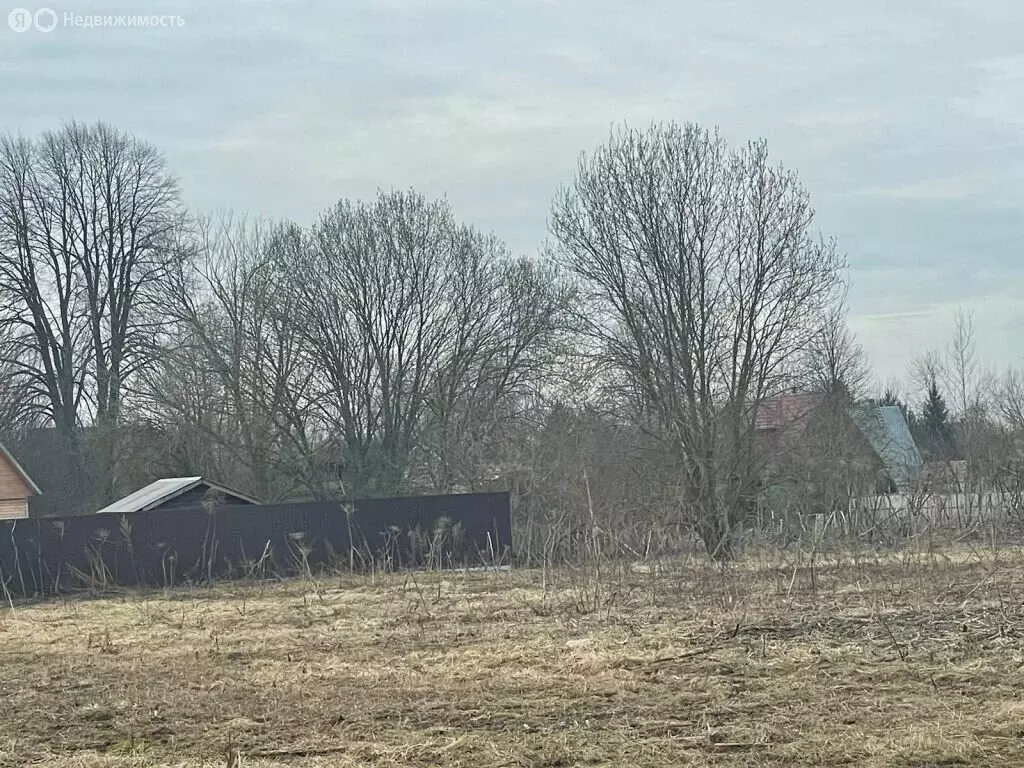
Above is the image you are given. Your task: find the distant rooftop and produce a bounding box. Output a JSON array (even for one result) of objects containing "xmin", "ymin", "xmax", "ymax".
[
  {"xmin": 754, "ymin": 393, "xmax": 823, "ymax": 431},
  {"xmin": 94, "ymin": 477, "xmax": 261, "ymax": 515},
  {"xmin": 847, "ymin": 405, "xmax": 924, "ymax": 491}
]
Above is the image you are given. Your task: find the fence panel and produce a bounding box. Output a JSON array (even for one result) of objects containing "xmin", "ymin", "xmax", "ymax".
[{"xmin": 0, "ymin": 491, "xmax": 512, "ymax": 596}]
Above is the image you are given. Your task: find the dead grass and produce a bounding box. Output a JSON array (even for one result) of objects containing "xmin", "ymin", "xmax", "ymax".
[{"xmin": 2, "ymin": 543, "xmax": 1024, "ymax": 767}]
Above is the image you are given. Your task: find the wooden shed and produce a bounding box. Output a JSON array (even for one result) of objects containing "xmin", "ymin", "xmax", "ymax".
[{"xmin": 0, "ymin": 440, "xmax": 42, "ymax": 520}]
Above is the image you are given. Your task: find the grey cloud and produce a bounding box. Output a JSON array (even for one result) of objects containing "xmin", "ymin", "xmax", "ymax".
[{"xmin": 1, "ymin": 0, "xmax": 1022, "ymax": 385}]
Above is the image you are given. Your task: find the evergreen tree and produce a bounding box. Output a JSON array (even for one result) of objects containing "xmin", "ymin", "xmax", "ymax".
[{"xmin": 920, "ymin": 380, "xmax": 954, "ymax": 460}]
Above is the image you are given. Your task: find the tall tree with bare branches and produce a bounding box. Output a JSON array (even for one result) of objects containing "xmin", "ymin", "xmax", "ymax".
[
  {"xmin": 0, "ymin": 121, "xmax": 186, "ymax": 502},
  {"xmin": 287, "ymin": 190, "xmax": 573, "ymax": 497},
  {"xmin": 799, "ymin": 300, "xmax": 870, "ymax": 402},
  {"xmin": 550, "ymin": 121, "xmax": 846, "ymax": 558},
  {"xmin": 144, "ymin": 215, "xmax": 320, "ymax": 501},
  {"xmin": 151, "ymin": 193, "xmax": 573, "ymax": 500}
]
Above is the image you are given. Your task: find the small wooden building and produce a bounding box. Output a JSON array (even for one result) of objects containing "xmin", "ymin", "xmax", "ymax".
[{"xmin": 0, "ymin": 440, "xmax": 42, "ymax": 520}]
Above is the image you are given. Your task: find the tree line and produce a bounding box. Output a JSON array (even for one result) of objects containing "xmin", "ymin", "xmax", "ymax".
[{"xmin": 0, "ymin": 119, "xmax": 1021, "ymax": 558}]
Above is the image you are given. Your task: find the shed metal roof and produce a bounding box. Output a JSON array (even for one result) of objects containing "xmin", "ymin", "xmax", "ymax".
[
  {"xmin": 94, "ymin": 477, "xmax": 260, "ymax": 515},
  {"xmin": 848, "ymin": 404, "xmax": 923, "ymax": 490}
]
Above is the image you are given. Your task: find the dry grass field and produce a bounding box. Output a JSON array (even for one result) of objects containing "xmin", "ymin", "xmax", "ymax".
[{"xmin": 2, "ymin": 543, "xmax": 1024, "ymax": 767}]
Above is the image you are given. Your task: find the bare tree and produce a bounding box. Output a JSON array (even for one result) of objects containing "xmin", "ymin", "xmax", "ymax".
[
  {"xmin": 995, "ymin": 368, "xmax": 1024, "ymax": 431},
  {"xmin": 911, "ymin": 309, "xmax": 989, "ymax": 421},
  {"xmin": 910, "ymin": 309, "xmax": 998, "ymax": 481},
  {"xmin": 0, "ymin": 133, "xmax": 87, "ymax": 436},
  {"xmin": 0, "ymin": 121, "xmax": 186, "ymax": 500},
  {"xmin": 420, "ymin": 255, "xmax": 576, "ymax": 492},
  {"xmin": 550, "ymin": 121, "xmax": 846, "ymax": 558},
  {"xmin": 798, "ymin": 298, "xmax": 870, "ymax": 401},
  {"xmin": 139, "ymin": 321, "xmax": 235, "ymax": 479},
  {"xmin": 0, "ymin": 328, "xmax": 40, "ymax": 433},
  {"xmin": 986, "ymin": 367, "xmax": 1024, "ymax": 505},
  {"xmin": 144, "ymin": 195, "xmax": 571, "ymax": 502},
  {"xmin": 288, "ymin": 190, "xmax": 572, "ymax": 498},
  {"xmin": 945, "ymin": 308, "xmax": 985, "ymax": 419},
  {"xmin": 910, "ymin": 348, "xmax": 945, "ymax": 397},
  {"xmin": 289, "ymin": 192, "xmax": 457, "ymax": 496},
  {"xmin": 146, "ymin": 215, "xmax": 320, "ymax": 501}
]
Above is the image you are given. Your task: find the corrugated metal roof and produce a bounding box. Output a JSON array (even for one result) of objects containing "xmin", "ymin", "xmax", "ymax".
[
  {"xmin": 94, "ymin": 477, "xmax": 260, "ymax": 515},
  {"xmin": 848, "ymin": 405, "xmax": 923, "ymax": 490}
]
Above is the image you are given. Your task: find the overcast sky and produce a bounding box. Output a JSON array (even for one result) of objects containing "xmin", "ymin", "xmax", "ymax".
[{"xmin": 1, "ymin": 0, "xmax": 1021, "ymax": 394}]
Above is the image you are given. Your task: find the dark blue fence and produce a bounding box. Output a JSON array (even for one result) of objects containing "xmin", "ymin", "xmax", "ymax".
[{"xmin": 0, "ymin": 491, "xmax": 512, "ymax": 596}]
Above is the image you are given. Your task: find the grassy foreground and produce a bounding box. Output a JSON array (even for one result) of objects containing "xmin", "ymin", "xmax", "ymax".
[{"xmin": 1, "ymin": 545, "xmax": 1023, "ymax": 767}]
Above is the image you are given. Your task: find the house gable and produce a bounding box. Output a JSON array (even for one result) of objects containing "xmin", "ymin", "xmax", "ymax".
[
  {"xmin": 0, "ymin": 441, "xmax": 41, "ymax": 499},
  {"xmin": 755, "ymin": 393, "xmax": 898, "ymax": 507},
  {"xmin": 0, "ymin": 440, "xmax": 42, "ymax": 520}
]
